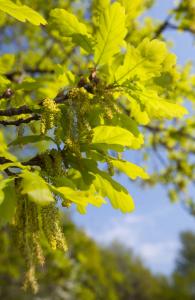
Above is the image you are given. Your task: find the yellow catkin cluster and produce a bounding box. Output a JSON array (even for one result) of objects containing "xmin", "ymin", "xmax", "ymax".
[
  {"xmin": 104, "ymin": 105, "xmax": 114, "ymax": 120},
  {"xmin": 14, "ymin": 196, "xmax": 67, "ymax": 293},
  {"xmin": 77, "ymin": 89, "xmax": 92, "ymax": 141},
  {"xmin": 41, "ymin": 204, "xmax": 67, "ymax": 252},
  {"xmin": 69, "ymin": 87, "xmax": 93, "ymax": 150},
  {"xmin": 41, "ymin": 98, "xmax": 60, "ymax": 134},
  {"xmin": 32, "ymin": 233, "xmax": 45, "ymax": 266},
  {"xmin": 23, "ymin": 264, "xmax": 38, "ymax": 293},
  {"xmin": 15, "ymin": 199, "xmax": 41, "ymax": 293},
  {"xmin": 63, "ymin": 87, "xmax": 93, "ymax": 157},
  {"xmin": 42, "ymin": 151, "xmax": 54, "ymax": 177},
  {"xmin": 65, "ymin": 137, "xmax": 81, "ymax": 157},
  {"xmin": 27, "ymin": 202, "xmax": 45, "ymax": 266},
  {"xmin": 41, "ymin": 150, "xmax": 66, "ymax": 181},
  {"xmin": 102, "ymin": 92, "xmax": 120, "ymax": 120},
  {"xmin": 50, "ymin": 149, "xmax": 65, "ymax": 177}
]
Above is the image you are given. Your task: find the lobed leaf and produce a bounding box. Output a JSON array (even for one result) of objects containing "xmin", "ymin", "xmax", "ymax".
[
  {"xmin": 94, "ymin": 2, "xmax": 127, "ymax": 66},
  {"xmin": 9, "ymin": 135, "xmax": 55, "ymax": 147},
  {"xmin": 0, "ymin": 0, "xmax": 47, "ymax": 25},
  {"xmin": 114, "ymin": 39, "xmax": 168, "ymax": 84},
  {"xmin": 20, "ymin": 171, "xmax": 54, "ymax": 206},
  {"xmin": 91, "ymin": 171, "xmax": 135, "ymax": 213},
  {"xmin": 0, "ymin": 180, "xmax": 16, "ymax": 226},
  {"xmin": 49, "ymin": 8, "xmax": 93, "ymax": 53},
  {"xmin": 0, "ymin": 132, "xmax": 17, "ymax": 162},
  {"xmin": 111, "ymin": 159, "xmax": 149, "ymax": 180},
  {"xmin": 92, "ymin": 125, "xmax": 144, "ymax": 149}
]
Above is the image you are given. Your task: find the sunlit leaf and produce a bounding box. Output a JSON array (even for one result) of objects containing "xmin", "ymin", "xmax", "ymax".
[
  {"xmin": 111, "ymin": 159, "xmax": 149, "ymax": 180},
  {"xmin": 0, "ymin": 180, "xmax": 16, "ymax": 226},
  {"xmin": 0, "ymin": 0, "xmax": 47, "ymax": 25},
  {"xmin": 94, "ymin": 2, "xmax": 127, "ymax": 66},
  {"xmin": 49, "ymin": 8, "xmax": 93, "ymax": 53},
  {"xmin": 92, "ymin": 125, "xmax": 144, "ymax": 149},
  {"xmin": 91, "ymin": 171, "xmax": 135, "ymax": 213},
  {"xmin": 20, "ymin": 171, "xmax": 54, "ymax": 206},
  {"xmin": 9, "ymin": 135, "xmax": 55, "ymax": 147}
]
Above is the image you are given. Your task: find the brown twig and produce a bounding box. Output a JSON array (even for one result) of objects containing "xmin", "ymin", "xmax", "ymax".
[
  {"xmin": 0, "ymin": 115, "xmax": 40, "ymax": 126},
  {"xmin": 0, "ymin": 91, "xmax": 69, "ymax": 126},
  {"xmin": 0, "ymin": 105, "xmax": 33, "ymax": 116},
  {"xmin": 5, "ymin": 68, "xmax": 54, "ymax": 81}
]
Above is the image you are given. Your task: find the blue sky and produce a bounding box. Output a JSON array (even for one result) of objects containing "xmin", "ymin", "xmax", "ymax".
[{"xmin": 72, "ymin": 0, "xmax": 195, "ymax": 276}]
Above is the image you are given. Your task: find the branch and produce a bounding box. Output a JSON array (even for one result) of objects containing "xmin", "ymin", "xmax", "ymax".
[
  {"xmin": 0, "ymin": 88, "xmax": 14, "ymax": 100},
  {"xmin": 0, "ymin": 154, "xmax": 42, "ymax": 169},
  {"xmin": 0, "ymin": 105, "xmax": 33, "ymax": 116},
  {"xmin": 154, "ymin": 19, "xmax": 195, "ymax": 38},
  {"xmin": 0, "ymin": 115, "xmax": 40, "ymax": 126},
  {"xmin": 1, "ymin": 152, "xmax": 54, "ymax": 168},
  {"xmin": 166, "ymin": 23, "xmax": 195, "ymax": 34},
  {"xmin": 154, "ymin": 16, "xmax": 171, "ymax": 38},
  {"xmin": 22, "ymin": 155, "xmax": 43, "ymax": 167},
  {"xmin": 5, "ymin": 68, "xmax": 54, "ymax": 81},
  {"xmin": 0, "ymin": 157, "xmax": 11, "ymax": 164},
  {"xmin": 144, "ymin": 125, "xmax": 167, "ymax": 133},
  {"xmin": 0, "ymin": 90, "xmax": 69, "ymax": 116},
  {"xmin": 153, "ymin": 0, "xmax": 195, "ymax": 38},
  {"xmin": 0, "ymin": 90, "xmax": 70, "ymax": 126},
  {"xmin": 145, "ymin": 125, "xmax": 195, "ymax": 143}
]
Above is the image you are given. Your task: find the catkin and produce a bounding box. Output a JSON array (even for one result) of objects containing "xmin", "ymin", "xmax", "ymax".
[
  {"xmin": 40, "ymin": 204, "xmax": 67, "ymax": 252},
  {"xmin": 41, "ymin": 98, "xmax": 60, "ymax": 134}
]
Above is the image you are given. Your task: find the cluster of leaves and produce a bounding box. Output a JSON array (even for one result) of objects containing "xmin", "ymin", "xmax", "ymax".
[
  {"xmin": 174, "ymin": 0, "xmax": 195, "ymax": 33},
  {"xmin": 0, "ymin": 0, "xmax": 187, "ymax": 217},
  {"xmin": 136, "ymin": 2, "xmax": 195, "ymax": 214},
  {"xmin": 0, "ymin": 216, "xmax": 195, "ymax": 300},
  {"xmin": 0, "ymin": 0, "xmax": 193, "ymax": 290}
]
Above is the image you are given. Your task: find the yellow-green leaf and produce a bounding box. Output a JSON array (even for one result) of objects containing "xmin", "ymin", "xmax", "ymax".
[
  {"xmin": 115, "ymin": 39, "xmax": 168, "ymax": 84},
  {"xmin": 0, "ymin": 162, "xmax": 26, "ymax": 172},
  {"xmin": 92, "ymin": 125, "xmax": 144, "ymax": 149},
  {"xmin": 118, "ymin": 0, "xmax": 145, "ymax": 22},
  {"xmin": 0, "ymin": 180, "xmax": 16, "ymax": 226},
  {"xmin": 138, "ymin": 38, "xmax": 167, "ymax": 64},
  {"xmin": 0, "ymin": 132, "xmax": 17, "ymax": 162},
  {"xmin": 20, "ymin": 171, "xmax": 54, "ymax": 206},
  {"xmin": 144, "ymin": 92, "xmax": 188, "ymax": 119},
  {"xmin": 127, "ymin": 97, "xmax": 150, "ymax": 125},
  {"xmin": 92, "ymin": 172, "xmax": 135, "ymax": 213},
  {"xmin": 53, "ymin": 186, "xmax": 105, "ymax": 209},
  {"xmin": 49, "ymin": 9, "xmax": 93, "ymax": 53},
  {"xmin": 111, "ymin": 159, "xmax": 149, "ymax": 180},
  {"xmin": 94, "ymin": 2, "xmax": 127, "ymax": 66},
  {"xmin": 9, "ymin": 135, "xmax": 55, "ymax": 147},
  {"xmin": 0, "ymin": 0, "xmax": 47, "ymax": 25},
  {"xmin": 0, "ymin": 178, "xmax": 14, "ymax": 205},
  {"xmin": 0, "ymin": 54, "xmax": 15, "ymax": 74}
]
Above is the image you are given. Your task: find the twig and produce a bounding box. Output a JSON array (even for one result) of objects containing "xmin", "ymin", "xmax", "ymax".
[
  {"xmin": 0, "ymin": 105, "xmax": 33, "ymax": 116},
  {"xmin": 5, "ymin": 68, "xmax": 54, "ymax": 81},
  {"xmin": 154, "ymin": 15, "xmax": 172, "ymax": 38},
  {"xmin": 0, "ymin": 115, "xmax": 40, "ymax": 126}
]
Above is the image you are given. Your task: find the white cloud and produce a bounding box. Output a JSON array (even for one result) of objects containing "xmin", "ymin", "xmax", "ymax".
[
  {"xmin": 139, "ymin": 241, "xmax": 179, "ymax": 271},
  {"xmin": 85, "ymin": 213, "xmax": 179, "ymax": 274},
  {"xmin": 89, "ymin": 214, "xmax": 145, "ymax": 248}
]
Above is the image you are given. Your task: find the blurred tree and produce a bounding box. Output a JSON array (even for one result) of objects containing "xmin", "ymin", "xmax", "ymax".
[
  {"xmin": 1, "ymin": 216, "xmax": 194, "ymax": 300},
  {"xmin": 170, "ymin": 231, "xmax": 195, "ymax": 300},
  {"xmin": 176, "ymin": 231, "xmax": 195, "ymax": 275}
]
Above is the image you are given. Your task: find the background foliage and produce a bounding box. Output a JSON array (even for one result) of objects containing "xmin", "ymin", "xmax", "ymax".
[{"xmin": 0, "ymin": 216, "xmax": 195, "ymax": 300}]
